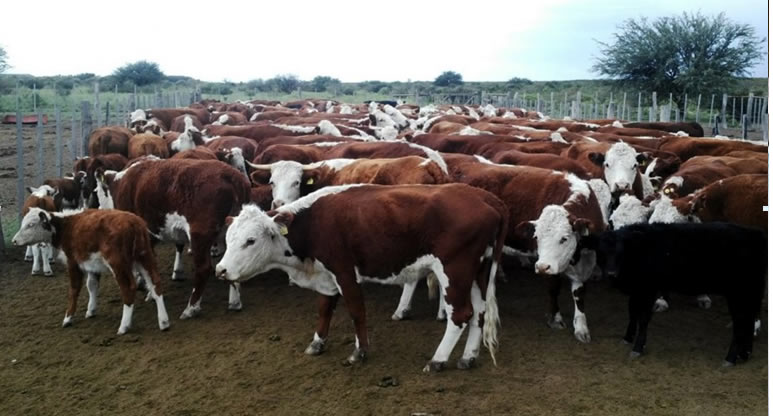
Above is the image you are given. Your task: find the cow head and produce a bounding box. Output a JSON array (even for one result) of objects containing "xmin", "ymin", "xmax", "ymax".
[
  {"xmin": 215, "ymin": 205, "xmax": 295, "ymax": 282},
  {"xmin": 12, "ymin": 208, "xmax": 55, "ymax": 246},
  {"xmin": 246, "ymin": 161, "xmax": 319, "ymax": 209},
  {"xmin": 27, "ymin": 185, "xmax": 56, "ymax": 198},
  {"xmin": 609, "ymin": 194, "xmax": 653, "ymax": 229},
  {"xmin": 517, "ymin": 205, "xmax": 593, "ymax": 275},
  {"xmin": 589, "ymin": 142, "xmax": 645, "ymax": 194},
  {"xmin": 94, "ymin": 168, "xmax": 117, "ymax": 209},
  {"xmin": 648, "ymin": 194, "xmax": 699, "ymax": 224}
]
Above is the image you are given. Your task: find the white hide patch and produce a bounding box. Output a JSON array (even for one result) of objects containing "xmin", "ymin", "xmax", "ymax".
[
  {"xmin": 161, "ymin": 212, "xmax": 192, "ymax": 246},
  {"xmin": 130, "ymin": 109, "xmax": 147, "ymax": 123},
  {"xmin": 588, "ymin": 179, "xmax": 611, "ymax": 226},
  {"xmin": 612, "ymin": 120, "xmax": 624, "ymax": 128},
  {"xmin": 604, "ymin": 142, "xmax": 639, "ymax": 193},
  {"xmin": 355, "ymin": 255, "xmax": 441, "ymax": 286},
  {"xmin": 459, "ymin": 126, "xmax": 484, "ymax": 135},
  {"xmin": 550, "ymin": 132, "xmax": 567, "ymax": 143},
  {"xmin": 316, "ymin": 120, "xmax": 342, "ymax": 137},
  {"xmin": 404, "ymin": 142, "xmax": 449, "ymax": 174},
  {"xmin": 271, "ymin": 124, "xmax": 316, "ymax": 134},
  {"xmin": 278, "ymin": 184, "xmax": 365, "ymax": 215},
  {"xmin": 648, "ymin": 196, "xmax": 697, "ymax": 224},
  {"xmin": 375, "ymin": 126, "xmax": 398, "ymax": 141},
  {"xmin": 79, "ymin": 252, "xmax": 114, "ymax": 275},
  {"xmin": 663, "ymin": 175, "xmax": 684, "ymax": 189},
  {"xmin": 563, "ymin": 172, "xmax": 591, "ymax": 203},
  {"xmin": 610, "ymin": 194, "xmax": 652, "ymax": 229},
  {"xmin": 29, "ymin": 185, "xmax": 56, "ymax": 198}
]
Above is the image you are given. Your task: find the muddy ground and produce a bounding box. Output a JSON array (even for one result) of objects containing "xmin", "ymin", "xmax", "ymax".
[{"xmin": 0, "ymin": 122, "xmax": 768, "ymax": 415}]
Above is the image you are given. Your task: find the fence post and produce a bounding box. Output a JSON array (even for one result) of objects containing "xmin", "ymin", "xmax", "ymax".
[
  {"xmin": 70, "ymin": 106, "xmax": 77, "ymax": 160},
  {"xmin": 759, "ymin": 97, "xmax": 767, "ymax": 128},
  {"xmin": 576, "ymin": 91, "xmax": 582, "ymax": 120},
  {"xmin": 549, "ymin": 92, "xmax": 554, "ymax": 117},
  {"xmin": 94, "ymin": 81, "xmax": 101, "ymax": 128},
  {"xmin": 563, "ymin": 92, "xmax": 568, "ymax": 118},
  {"xmin": 741, "ymin": 114, "xmax": 748, "ymax": 139},
  {"xmin": 56, "ymin": 105, "xmax": 62, "ymax": 177},
  {"xmin": 81, "ymin": 101, "xmax": 92, "ymax": 157},
  {"xmin": 695, "ymin": 94, "xmax": 701, "ymax": 123},
  {"xmin": 721, "ymin": 94, "xmax": 728, "ymax": 128},
  {"xmin": 0, "ymin": 205, "xmax": 5, "ymax": 257},
  {"xmin": 620, "ymin": 92, "xmax": 627, "ymax": 121},
  {"xmin": 536, "ymin": 93, "xmax": 541, "ymax": 113},
  {"xmin": 33, "ymin": 83, "xmax": 37, "ymax": 113},
  {"xmin": 105, "ymin": 101, "xmax": 110, "ymax": 127},
  {"xmin": 731, "ymin": 97, "xmax": 736, "ymax": 127},
  {"xmin": 36, "ymin": 108, "xmax": 44, "ymax": 186},
  {"xmin": 16, "ymin": 106, "xmax": 24, "ymax": 221},
  {"xmin": 683, "ymin": 94, "xmax": 688, "ymax": 122},
  {"xmin": 747, "ymin": 92, "xmax": 754, "ymax": 125},
  {"xmin": 708, "ymin": 94, "xmax": 714, "ymax": 125},
  {"xmin": 712, "ymin": 114, "xmax": 720, "ymax": 136},
  {"xmin": 763, "ymin": 113, "xmax": 769, "ymax": 142},
  {"xmin": 660, "ymin": 105, "xmax": 669, "ymax": 122},
  {"xmin": 651, "ymin": 92, "xmax": 657, "ymax": 122},
  {"xmin": 636, "ymin": 92, "xmax": 642, "ymax": 122}
]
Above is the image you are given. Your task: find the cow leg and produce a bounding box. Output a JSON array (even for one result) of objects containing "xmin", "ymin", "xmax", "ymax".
[
  {"xmin": 696, "ymin": 294, "xmax": 712, "ymax": 309},
  {"xmin": 172, "ymin": 243, "xmax": 185, "ymax": 281},
  {"xmin": 114, "ymin": 267, "xmax": 138, "ymax": 335},
  {"xmin": 31, "ymin": 244, "xmax": 44, "ymax": 275},
  {"xmin": 392, "ymin": 281, "xmax": 417, "ymax": 321},
  {"xmin": 305, "ymin": 294, "xmax": 339, "ymax": 356},
  {"xmin": 85, "ymin": 273, "xmax": 100, "ymax": 318},
  {"xmin": 623, "ymin": 296, "xmax": 638, "ymax": 344},
  {"xmin": 135, "ymin": 263, "xmax": 170, "ymax": 331},
  {"xmin": 546, "ymin": 275, "xmax": 566, "ymax": 329},
  {"xmin": 228, "ymin": 283, "xmax": 242, "ymax": 311},
  {"xmin": 41, "ymin": 244, "xmax": 53, "ymax": 276},
  {"xmin": 24, "ymin": 245, "xmax": 33, "ymax": 262},
  {"xmin": 458, "ymin": 281, "xmax": 485, "ymax": 369},
  {"xmin": 340, "ymin": 279, "xmax": 369, "ymax": 365},
  {"xmin": 63, "ymin": 262, "xmax": 84, "ymax": 327},
  {"xmin": 653, "ymin": 293, "xmax": 670, "ymax": 312},
  {"xmin": 571, "ymin": 280, "xmax": 590, "ymax": 343},
  {"xmin": 630, "ymin": 295, "xmax": 656, "ymax": 358},
  {"xmin": 425, "ymin": 264, "xmax": 471, "ymax": 372},
  {"xmin": 725, "ymin": 298, "xmax": 755, "ymax": 366},
  {"xmin": 180, "ymin": 231, "xmax": 214, "ymax": 319}
]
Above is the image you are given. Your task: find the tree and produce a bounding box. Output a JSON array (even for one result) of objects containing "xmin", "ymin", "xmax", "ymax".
[
  {"xmin": 267, "ymin": 74, "xmax": 300, "ymax": 93},
  {"xmin": 310, "ymin": 75, "xmax": 340, "ymax": 92},
  {"xmin": 112, "ymin": 60, "xmax": 165, "ymax": 86},
  {"xmin": 0, "ymin": 46, "xmax": 9, "ymax": 73},
  {"xmin": 507, "ymin": 76, "xmax": 533, "ymax": 89},
  {"xmin": 433, "ymin": 71, "xmax": 463, "ymax": 87},
  {"xmin": 593, "ymin": 12, "xmax": 765, "ymax": 114}
]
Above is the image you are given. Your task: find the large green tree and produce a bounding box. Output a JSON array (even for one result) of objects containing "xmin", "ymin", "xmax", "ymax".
[
  {"xmin": 0, "ymin": 46, "xmax": 9, "ymax": 73},
  {"xmin": 593, "ymin": 12, "xmax": 765, "ymax": 113},
  {"xmin": 433, "ymin": 71, "xmax": 463, "ymax": 87},
  {"xmin": 112, "ymin": 60, "xmax": 165, "ymax": 86},
  {"xmin": 267, "ymin": 74, "xmax": 300, "ymax": 94}
]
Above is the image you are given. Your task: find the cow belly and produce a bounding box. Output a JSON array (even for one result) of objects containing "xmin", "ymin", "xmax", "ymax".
[
  {"xmin": 160, "ymin": 212, "xmax": 191, "ymax": 245},
  {"xmin": 285, "ymin": 259, "xmax": 341, "ymax": 296},
  {"xmin": 354, "ymin": 255, "xmax": 439, "ymax": 285},
  {"xmin": 79, "ymin": 252, "xmax": 114, "ymax": 275}
]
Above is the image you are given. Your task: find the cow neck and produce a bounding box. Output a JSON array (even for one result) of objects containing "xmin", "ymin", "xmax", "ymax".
[{"xmin": 48, "ymin": 215, "xmax": 67, "ymax": 249}]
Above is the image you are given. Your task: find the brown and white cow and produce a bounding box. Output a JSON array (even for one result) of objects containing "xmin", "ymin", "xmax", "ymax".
[
  {"xmin": 21, "ymin": 185, "xmax": 58, "ymax": 276},
  {"xmin": 660, "ymin": 155, "xmax": 767, "ymax": 198},
  {"xmin": 216, "ymin": 183, "xmax": 506, "ymax": 371},
  {"xmin": 96, "ymin": 158, "xmax": 251, "ymax": 318},
  {"xmin": 656, "ymin": 136, "xmax": 767, "ymax": 160},
  {"xmin": 77, "ymin": 154, "xmax": 129, "ymax": 208},
  {"xmin": 12, "ymin": 208, "xmax": 169, "ymax": 335}
]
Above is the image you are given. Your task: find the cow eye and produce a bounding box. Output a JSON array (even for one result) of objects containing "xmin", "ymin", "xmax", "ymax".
[
  {"xmin": 245, "ymin": 238, "xmax": 256, "ymax": 246},
  {"xmin": 632, "ymin": 164, "xmax": 637, "ymax": 170},
  {"xmin": 293, "ymin": 180, "xmax": 300, "ymax": 187},
  {"xmin": 559, "ymin": 237, "xmax": 567, "ymax": 244},
  {"xmin": 269, "ymin": 181, "xmax": 274, "ymax": 187},
  {"xmin": 604, "ymin": 163, "xmax": 610, "ymax": 168}
]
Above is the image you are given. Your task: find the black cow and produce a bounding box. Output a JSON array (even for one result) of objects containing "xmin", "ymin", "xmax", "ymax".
[{"xmin": 580, "ymin": 222, "xmax": 766, "ymax": 365}]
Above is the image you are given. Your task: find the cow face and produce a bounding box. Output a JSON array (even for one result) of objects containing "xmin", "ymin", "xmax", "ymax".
[
  {"xmin": 215, "ymin": 205, "xmax": 294, "ymax": 282},
  {"xmin": 609, "ymin": 194, "xmax": 652, "ymax": 229},
  {"xmin": 527, "ymin": 205, "xmax": 591, "ymax": 275},
  {"xmin": 592, "ymin": 143, "xmax": 641, "ymax": 194},
  {"xmin": 648, "ymin": 195, "xmax": 698, "ymax": 224},
  {"xmin": 12, "ymin": 208, "xmax": 55, "ymax": 246},
  {"xmin": 253, "ymin": 161, "xmax": 318, "ymax": 209}
]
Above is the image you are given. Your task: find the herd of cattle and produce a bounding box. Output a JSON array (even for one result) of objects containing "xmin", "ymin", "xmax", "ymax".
[{"xmin": 10, "ymin": 98, "xmax": 767, "ymax": 371}]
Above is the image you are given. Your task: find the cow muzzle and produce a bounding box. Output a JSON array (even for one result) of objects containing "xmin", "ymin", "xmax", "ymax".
[
  {"xmin": 272, "ymin": 200, "xmax": 285, "ymax": 209},
  {"xmin": 535, "ymin": 262, "xmax": 552, "ymax": 275}
]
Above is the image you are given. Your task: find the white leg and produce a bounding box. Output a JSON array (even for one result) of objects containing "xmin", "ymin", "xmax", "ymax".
[
  {"xmin": 41, "ymin": 244, "xmax": 53, "ymax": 276},
  {"xmin": 305, "ymin": 332, "xmax": 326, "ymax": 355},
  {"xmin": 571, "ymin": 280, "xmax": 590, "ymax": 343},
  {"xmin": 62, "ymin": 314, "xmax": 73, "ymax": 327},
  {"xmin": 48, "ymin": 246, "xmax": 56, "ymax": 264},
  {"xmin": 565, "ymin": 250, "xmax": 595, "ymax": 344},
  {"xmin": 696, "ymin": 294, "xmax": 712, "ymax": 309},
  {"xmin": 392, "ymin": 281, "xmax": 418, "ymax": 320},
  {"xmin": 137, "ymin": 264, "xmax": 170, "ymax": 331},
  {"xmin": 117, "ymin": 304, "xmax": 134, "ymax": 335},
  {"xmin": 459, "ymin": 282, "xmax": 484, "ymax": 369},
  {"xmin": 85, "ymin": 273, "xmax": 99, "ymax": 318},
  {"xmin": 180, "ymin": 291, "xmax": 202, "ymax": 319},
  {"xmin": 424, "ymin": 268, "xmax": 466, "ymax": 372},
  {"xmin": 436, "ymin": 287, "xmax": 448, "ymax": 321},
  {"xmin": 754, "ymin": 319, "xmax": 761, "ymax": 337},
  {"xmin": 228, "ymin": 283, "xmax": 242, "ymax": 311},
  {"xmin": 653, "ymin": 297, "xmax": 670, "ymax": 312},
  {"xmin": 24, "ymin": 245, "xmax": 33, "ymax": 262},
  {"xmin": 31, "ymin": 244, "xmax": 43, "ymax": 275},
  {"xmin": 172, "ymin": 245, "xmax": 185, "ymax": 281}
]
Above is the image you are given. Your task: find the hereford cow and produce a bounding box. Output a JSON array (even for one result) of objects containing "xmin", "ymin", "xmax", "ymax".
[
  {"xmin": 561, "ymin": 141, "xmax": 649, "ymax": 199},
  {"xmin": 581, "ymin": 222, "xmax": 765, "ymax": 365},
  {"xmin": 95, "ymin": 159, "xmax": 251, "ymax": 318},
  {"xmin": 21, "ymin": 185, "xmax": 58, "ymax": 276},
  {"xmin": 216, "ymin": 183, "xmax": 507, "ymax": 371},
  {"xmin": 623, "ymin": 121, "xmax": 704, "ymax": 137},
  {"xmin": 656, "ymin": 136, "xmax": 767, "ymax": 160},
  {"xmin": 87, "ymin": 126, "xmax": 133, "ymax": 157},
  {"xmin": 660, "ymin": 155, "xmax": 767, "ymax": 198},
  {"xmin": 12, "ymin": 208, "xmax": 170, "ymax": 335},
  {"xmin": 128, "ymin": 133, "xmax": 170, "ymax": 159},
  {"xmin": 170, "ymin": 114, "xmax": 204, "ymax": 133},
  {"xmin": 77, "ymin": 154, "xmax": 129, "ymax": 208},
  {"xmin": 44, "ymin": 174, "xmax": 85, "ymax": 209}
]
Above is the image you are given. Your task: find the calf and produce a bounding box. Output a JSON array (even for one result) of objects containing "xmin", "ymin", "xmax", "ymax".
[
  {"xmin": 21, "ymin": 185, "xmax": 58, "ymax": 276},
  {"xmin": 215, "ymin": 184, "xmax": 506, "ymax": 371},
  {"xmin": 11, "ymin": 208, "xmax": 170, "ymax": 335},
  {"xmin": 581, "ymin": 223, "xmax": 765, "ymax": 365}
]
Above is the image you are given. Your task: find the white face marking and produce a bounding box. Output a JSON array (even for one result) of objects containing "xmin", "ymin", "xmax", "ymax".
[
  {"xmin": 29, "ymin": 185, "xmax": 56, "ymax": 198},
  {"xmin": 266, "ymin": 161, "xmax": 305, "ymax": 207},
  {"xmin": 609, "ymin": 195, "xmax": 652, "ymax": 229},
  {"xmin": 648, "ymin": 196, "xmax": 697, "ymax": 224},
  {"xmin": 12, "ymin": 208, "xmax": 54, "ymax": 246},
  {"xmin": 226, "ymin": 147, "xmax": 248, "ymax": 179},
  {"xmin": 532, "ymin": 205, "xmax": 579, "ymax": 275},
  {"xmin": 603, "ymin": 142, "xmax": 639, "ymax": 193}
]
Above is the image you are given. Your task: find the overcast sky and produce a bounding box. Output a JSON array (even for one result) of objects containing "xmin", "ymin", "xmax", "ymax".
[{"xmin": 0, "ymin": 0, "xmax": 768, "ymax": 82}]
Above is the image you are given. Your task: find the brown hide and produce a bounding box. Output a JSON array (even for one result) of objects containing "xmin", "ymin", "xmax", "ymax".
[
  {"xmin": 128, "ymin": 134, "xmax": 170, "ymax": 159},
  {"xmin": 88, "ymin": 127, "xmax": 133, "ymax": 157}
]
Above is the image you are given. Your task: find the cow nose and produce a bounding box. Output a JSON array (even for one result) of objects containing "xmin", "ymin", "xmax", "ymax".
[
  {"xmin": 615, "ymin": 182, "xmax": 630, "ymax": 191},
  {"xmin": 272, "ymin": 200, "xmax": 285, "ymax": 209},
  {"xmin": 215, "ymin": 265, "xmax": 227, "ymax": 280},
  {"xmin": 11, "ymin": 238, "xmax": 19, "ymax": 246},
  {"xmin": 535, "ymin": 263, "xmax": 551, "ymax": 274}
]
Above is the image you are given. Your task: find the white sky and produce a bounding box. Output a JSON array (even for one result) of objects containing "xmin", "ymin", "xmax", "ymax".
[{"xmin": 0, "ymin": 0, "xmax": 768, "ymax": 82}]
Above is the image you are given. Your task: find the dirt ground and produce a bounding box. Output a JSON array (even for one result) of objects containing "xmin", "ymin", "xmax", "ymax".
[{"xmin": 0, "ymin": 122, "xmax": 768, "ymax": 415}]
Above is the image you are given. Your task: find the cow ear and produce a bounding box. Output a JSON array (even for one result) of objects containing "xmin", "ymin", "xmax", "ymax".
[
  {"xmin": 571, "ymin": 218, "xmax": 592, "ymax": 236},
  {"xmin": 514, "ymin": 221, "xmax": 536, "ymax": 239},
  {"xmin": 273, "ymin": 211, "xmax": 295, "ymax": 235},
  {"xmin": 38, "ymin": 211, "xmax": 52, "ymax": 231},
  {"xmin": 302, "ymin": 169, "xmax": 321, "ymax": 186},
  {"xmin": 26, "ymin": 186, "xmax": 36, "ymax": 194},
  {"xmin": 224, "ymin": 216, "xmax": 234, "ymax": 227},
  {"xmin": 588, "ymin": 152, "xmax": 605, "ymax": 166},
  {"xmin": 636, "ymin": 152, "xmax": 652, "ymax": 167},
  {"xmin": 250, "ymin": 170, "xmax": 271, "ymax": 185}
]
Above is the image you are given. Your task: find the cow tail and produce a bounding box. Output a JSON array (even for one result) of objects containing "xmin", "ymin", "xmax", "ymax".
[{"xmin": 483, "ymin": 199, "xmax": 507, "ymax": 367}]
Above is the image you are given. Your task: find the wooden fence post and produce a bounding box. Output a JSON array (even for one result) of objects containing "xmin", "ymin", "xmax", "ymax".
[
  {"xmin": 712, "ymin": 114, "xmax": 720, "ymax": 136},
  {"xmin": 70, "ymin": 106, "xmax": 77, "ymax": 160},
  {"xmin": 695, "ymin": 94, "xmax": 701, "ymax": 123},
  {"xmin": 708, "ymin": 94, "xmax": 715, "ymax": 124},
  {"xmin": 731, "ymin": 97, "xmax": 736, "ymax": 127},
  {"xmin": 94, "ymin": 81, "xmax": 101, "ymax": 128},
  {"xmin": 637, "ymin": 92, "xmax": 642, "ymax": 122},
  {"xmin": 741, "ymin": 114, "xmax": 748, "ymax": 139},
  {"xmin": 683, "ymin": 94, "xmax": 688, "ymax": 122},
  {"xmin": 563, "ymin": 92, "xmax": 568, "ymax": 118},
  {"xmin": 536, "ymin": 93, "xmax": 541, "ymax": 113},
  {"xmin": 81, "ymin": 101, "xmax": 92, "ymax": 158},
  {"xmin": 747, "ymin": 92, "xmax": 754, "ymax": 125},
  {"xmin": 56, "ymin": 105, "xmax": 62, "ymax": 177},
  {"xmin": 576, "ymin": 91, "xmax": 582, "ymax": 120},
  {"xmin": 721, "ymin": 94, "xmax": 728, "ymax": 128},
  {"xmin": 621, "ymin": 92, "xmax": 627, "ymax": 121},
  {"xmin": 549, "ymin": 92, "xmax": 554, "ymax": 117},
  {"xmin": 36, "ymin": 108, "xmax": 44, "ymax": 186},
  {"xmin": 651, "ymin": 92, "xmax": 657, "ymax": 122}
]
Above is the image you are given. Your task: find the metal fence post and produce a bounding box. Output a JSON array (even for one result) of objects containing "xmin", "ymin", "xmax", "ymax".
[{"xmin": 695, "ymin": 94, "xmax": 701, "ymax": 123}]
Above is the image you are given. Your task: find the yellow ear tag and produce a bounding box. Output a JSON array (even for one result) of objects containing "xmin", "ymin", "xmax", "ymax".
[
  {"xmin": 279, "ymin": 225, "xmax": 289, "ymax": 236},
  {"xmin": 306, "ymin": 178, "xmax": 314, "ymax": 185}
]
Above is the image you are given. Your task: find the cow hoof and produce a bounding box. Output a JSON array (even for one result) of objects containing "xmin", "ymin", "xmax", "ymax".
[
  {"xmin": 305, "ymin": 339, "xmax": 326, "ymax": 356},
  {"xmin": 171, "ymin": 271, "xmax": 185, "ymax": 281},
  {"xmin": 696, "ymin": 295, "xmax": 712, "ymax": 309},
  {"xmin": 392, "ymin": 309, "xmax": 411, "ymax": 321},
  {"xmin": 436, "ymin": 311, "xmax": 447, "ymax": 322},
  {"xmin": 346, "ymin": 348, "xmax": 367, "ymax": 365},
  {"xmin": 547, "ymin": 313, "xmax": 566, "ymax": 330},
  {"xmin": 117, "ymin": 326, "xmax": 130, "ymax": 335},
  {"xmin": 44, "ymin": 270, "xmax": 54, "ymax": 277},
  {"xmin": 574, "ymin": 330, "xmax": 591, "ymax": 344},
  {"xmin": 31, "ymin": 270, "xmax": 42, "ymax": 276},
  {"xmin": 754, "ymin": 319, "xmax": 761, "ymax": 337},
  {"xmin": 85, "ymin": 310, "xmax": 96, "ymax": 319},
  {"xmin": 159, "ymin": 320, "xmax": 170, "ymax": 331},
  {"xmin": 722, "ymin": 360, "xmax": 735, "ymax": 368},
  {"xmin": 62, "ymin": 316, "xmax": 73, "ymax": 328},
  {"xmin": 456, "ymin": 357, "xmax": 476, "ymax": 370},
  {"xmin": 24, "ymin": 256, "xmax": 33, "ymax": 262},
  {"xmin": 652, "ymin": 298, "xmax": 669, "ymax": 313},
  {"xmin": 621, "ymin": 338, "xmax": 632, "ymax": 345},
  {"xmin": 179, "ymin": 305, "xmax": 201, "ymax": 320},
  {"xmin": 228, "ymin": 301, "xmax": 242, "ymax": 311},
  {"xmin": 423, "ymin": 361, "xmax": 446, "ymax": 373},
  {"xmin": 629, "ymin": 351, "xmax": 642, "ymax": 359}
]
